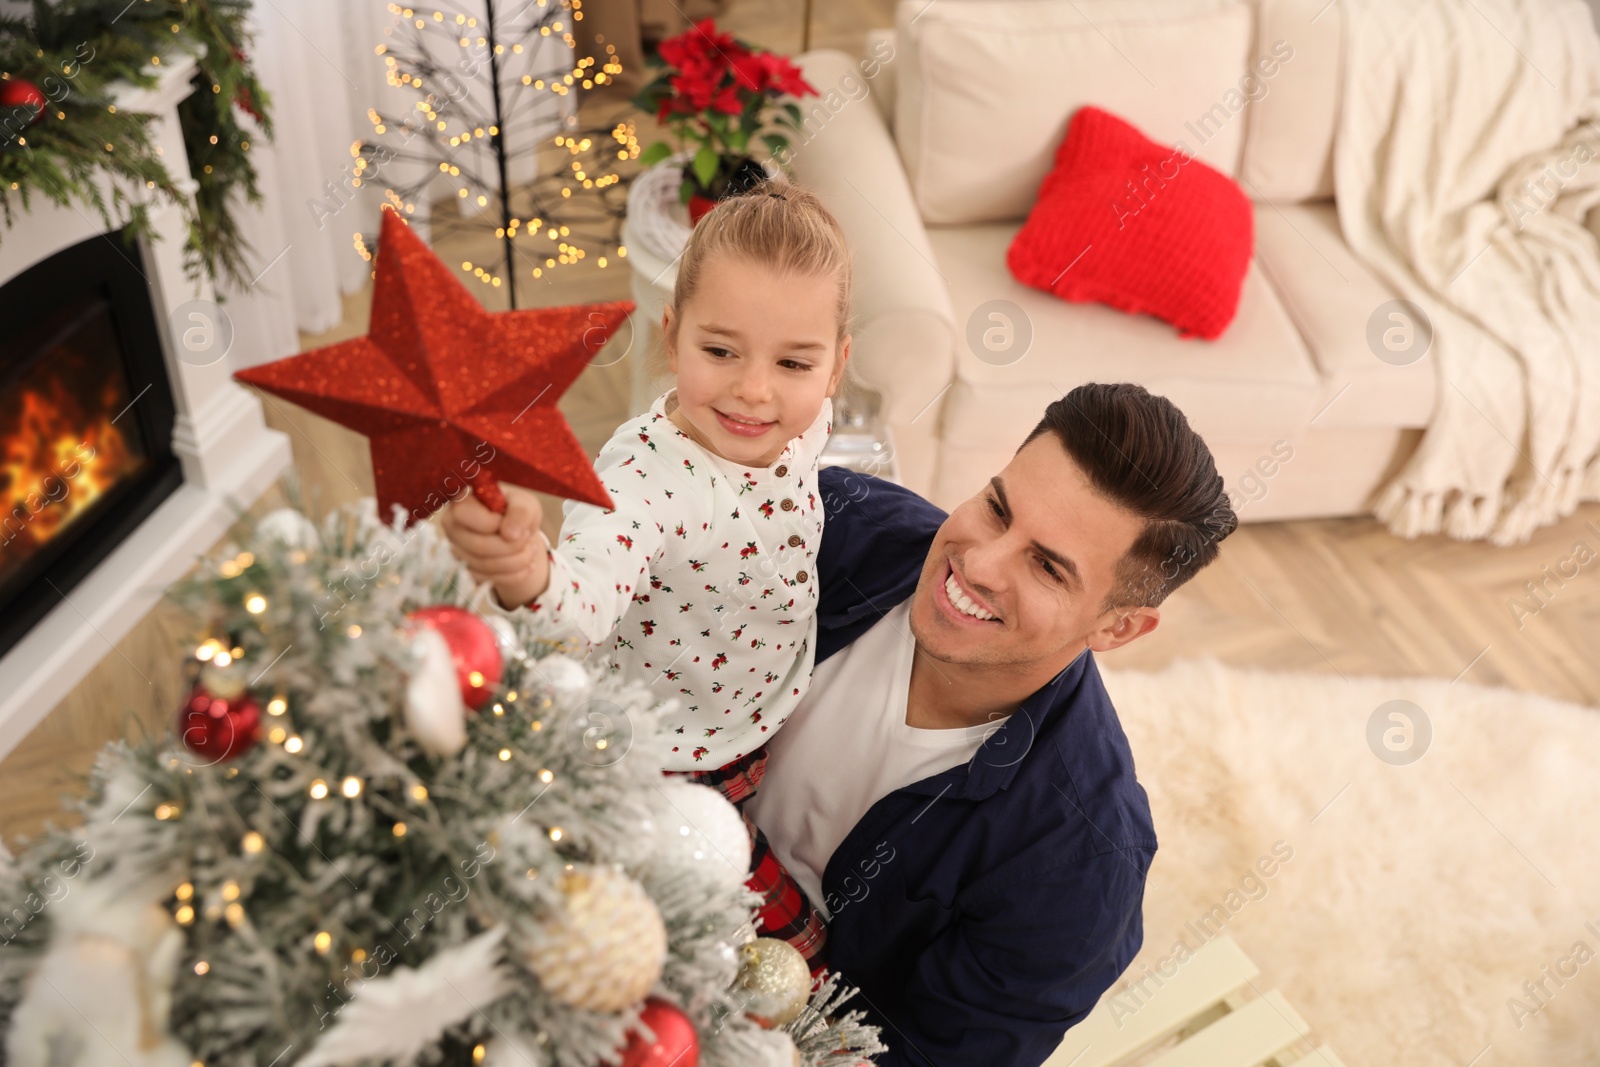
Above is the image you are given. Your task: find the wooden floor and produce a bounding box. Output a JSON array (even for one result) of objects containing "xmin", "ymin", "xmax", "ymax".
[
  {"xmin": 3, "ymin": 0, "xmax": 1598, "ymax": 845},
  {"xmin": 1102, "ymin": 502, "xmax": 1600, "ymax": 698}
]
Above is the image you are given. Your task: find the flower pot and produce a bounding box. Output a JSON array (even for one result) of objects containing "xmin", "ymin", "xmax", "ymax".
[
  {"xmin": 687, "ymin": 193, "xmax": 719, "ymax": 225},
  {"xmin": 682, "ymin": 155, "xmax": 771, "ymax": 225}
]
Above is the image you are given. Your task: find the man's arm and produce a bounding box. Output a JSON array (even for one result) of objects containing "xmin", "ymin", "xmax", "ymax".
[{"xmin": 875, "ymin": 845, "xmax": 1152, "ymax": 1067}]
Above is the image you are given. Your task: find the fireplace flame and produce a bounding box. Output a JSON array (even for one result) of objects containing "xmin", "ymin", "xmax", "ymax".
[{"xmin": 2, "ymin": 375, "xmax": 143, "ymax": 558}]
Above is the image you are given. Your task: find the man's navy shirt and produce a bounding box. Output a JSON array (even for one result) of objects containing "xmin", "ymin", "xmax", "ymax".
[{"xmin": 809, "ymin": 466, "xmax": 1157, "ymax": 1067}]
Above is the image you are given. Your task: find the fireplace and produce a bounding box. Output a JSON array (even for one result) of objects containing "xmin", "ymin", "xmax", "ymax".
[
  {"xmin": 0, "ymin": 48, "xmax": 290, "ymax": 759},
  {"xmin": 0, "ymin": 229, "xmax": 186, "ymax": 657}
]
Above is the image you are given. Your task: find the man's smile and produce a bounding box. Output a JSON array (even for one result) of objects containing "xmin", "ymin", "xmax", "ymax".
[{"xmin": 938, "ymin": 558, "xmax": 1002, "ymax": 624}]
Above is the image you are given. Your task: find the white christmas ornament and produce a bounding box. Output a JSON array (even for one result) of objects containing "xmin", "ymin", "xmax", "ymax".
[
  {"xmin": 5, "ymin": 873, "xmax": 191, "ymax": 1067},
  {"xmin": 646, "ymin": 780, "xmax": 751, "ymax": 886},
  {"xmin": 483, "ymin": 611, "xmax": 522, "ymax": 668},
  {"xmin": 255, "ymin": 507, "xmax": 321, "ymax": 552},
  {"xmin": 403, "ymin": 625, "xmax": 468, "ymax": 756},
  {"xmin": 539, "ymin": 654, "xmax": 592, "ymax": 701}
]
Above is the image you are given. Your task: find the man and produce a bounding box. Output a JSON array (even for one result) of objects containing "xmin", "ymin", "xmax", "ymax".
[{"xmin": 445, "ymin": 383, "xmax": 1237, "ymax": 1066}]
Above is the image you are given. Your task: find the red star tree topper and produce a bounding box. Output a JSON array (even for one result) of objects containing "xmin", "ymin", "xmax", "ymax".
[{"xmin": 235, "ymin": 206, "xmax": 629, "ymax": 525}]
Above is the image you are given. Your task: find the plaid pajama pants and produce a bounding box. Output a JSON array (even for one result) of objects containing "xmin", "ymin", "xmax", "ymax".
[{"xmin": 673, "ymin": 746, "xmax": 830, "ymax": 974}]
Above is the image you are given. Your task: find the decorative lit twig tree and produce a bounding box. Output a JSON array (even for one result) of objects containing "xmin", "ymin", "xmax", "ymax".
[{"xmin": 353, "ymin": 0, "xmax": 639, "ymax": 308}]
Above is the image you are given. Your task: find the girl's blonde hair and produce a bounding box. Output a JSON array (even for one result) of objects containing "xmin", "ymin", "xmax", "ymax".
[{"xmin": 670, "ymin": 177, "xmax": 854, "ymax": 345}]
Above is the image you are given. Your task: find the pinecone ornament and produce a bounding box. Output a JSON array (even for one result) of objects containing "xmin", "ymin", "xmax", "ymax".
[{"xmin": 524, "ymin": 866, "xmax": 667, "ymax": 1012}]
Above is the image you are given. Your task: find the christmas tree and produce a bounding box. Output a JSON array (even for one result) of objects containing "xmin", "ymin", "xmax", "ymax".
[{"xmin": 0, "ymin": 496, "xmax": 884, "ymax": 1067}]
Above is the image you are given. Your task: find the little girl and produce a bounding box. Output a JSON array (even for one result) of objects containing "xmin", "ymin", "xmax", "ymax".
[{"xmin": 456, "ymin": 178, "xmax": 851, "ymax": 965}]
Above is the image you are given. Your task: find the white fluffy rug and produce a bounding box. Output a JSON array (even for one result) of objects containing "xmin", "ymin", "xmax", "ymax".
[{"xmin": 1100, "ymin": 659, "xmax": 1600, "ymax": 1067}]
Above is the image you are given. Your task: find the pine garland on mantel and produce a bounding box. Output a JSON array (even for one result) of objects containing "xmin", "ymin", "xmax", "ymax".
[{"xmin": 0, "ymin": 0, "xmax": 271, "ymax": 293}]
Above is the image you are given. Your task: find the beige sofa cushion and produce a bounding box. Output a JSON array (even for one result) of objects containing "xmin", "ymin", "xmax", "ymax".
[
  {"xmin": 787, "ymin": 48, "xmax": 957, "ymax": 499},
  {"xmin": 1238, "ymin": 0, "xmax": 1343, "ymax": 203},
  {"xmin": 894, "ymin": 0, "xmax": 1256, "ymax": 226},
  {"xmin": 929, "ymin": 422, "xmax": 1418, "ymax": 521},
  {"xmin": 1252, "ymin": 202, "xmax": 1435, "ymax": 429},
  {"xmin": 864, "ymin": 28, "xmax": 897, "ymax": 125},
  {"xmin": 925, "ymin": 222, "xmax": 1322, "ymax": 446}
]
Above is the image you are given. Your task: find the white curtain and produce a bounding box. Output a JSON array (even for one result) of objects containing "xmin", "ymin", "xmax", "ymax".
[{"xmin": 220, "ymin": 0, "xmax": 400, "ymax": 371}]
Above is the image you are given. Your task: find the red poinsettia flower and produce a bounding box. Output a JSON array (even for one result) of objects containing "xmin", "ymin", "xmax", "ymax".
[
  {"xmin": 639, "ymin": 17, "xmax": 816, "ymax": 190},
  {"xmin": 689, "ymin": 18, "xmax": 744, "ymax": 59},
  {"xmin": 681, "ymin": 49, "xmax": 726, "ymax": 87},
  {"xmin": 668, "ymin": 71, "xmax": 716, "ymax": 112},
  {"xmin": 660, "ymin": 18, "xmax": 744, "ymax": 70},
  {"xmin": 729, "ymin": 51, "xmax": 769, "ymax": 92},
  {"xmin": 759, "ymin": 53, "xmax": 817, "ymax": 98},
  {"xmin": 657, "ymin": 33, "xmax": 695, "ymax": 70},
  {"xmin": 710, "ymin": 84, "xmax": 744, "ymax": 115}
]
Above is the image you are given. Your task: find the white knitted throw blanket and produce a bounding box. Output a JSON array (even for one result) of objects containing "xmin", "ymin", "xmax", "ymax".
[{"xmin": 1337, "ymin": 0, "xmax": 1600, "ymax": 543}]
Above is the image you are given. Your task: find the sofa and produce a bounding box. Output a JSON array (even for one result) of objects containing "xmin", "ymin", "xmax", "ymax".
[{"xmin": 787, "ymin": 0, "xmax": 1435, "ymax": 522}]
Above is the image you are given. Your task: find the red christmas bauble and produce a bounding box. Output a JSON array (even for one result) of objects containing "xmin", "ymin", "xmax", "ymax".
[
  {"xmin": 0, "ymin": 78, "xmax": 46, "ymax": 126},
  {"xmin": 405, "ymin": 605, "xmax": 503, "ymax": 710},
  {"xmin": 177, "ymin": 683, "xmax": 261, "ymax": 762},
  {"xmin": 617, "ymin": 999, "xmax": 699, "ymax": 1067}
]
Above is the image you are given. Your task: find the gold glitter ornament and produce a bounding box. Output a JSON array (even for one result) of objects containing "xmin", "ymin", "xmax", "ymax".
[
  {"xmin": 524, "ymin": 866, "xmax": 666, "ymax": 1012},
  {"xmin": 734, "ymin": 938, "xmax": 811, "ymax": 1028}
]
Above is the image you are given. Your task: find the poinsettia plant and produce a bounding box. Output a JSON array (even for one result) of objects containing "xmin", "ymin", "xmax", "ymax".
[{"xmin": 634, "ymin": 19, "xmax": 817, "ymax": 216}]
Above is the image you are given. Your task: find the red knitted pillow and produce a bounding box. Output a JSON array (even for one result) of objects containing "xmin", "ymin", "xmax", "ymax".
[{"xmin": 1006, "ymin": 106, "xmax": 1253, "ymax": 340}]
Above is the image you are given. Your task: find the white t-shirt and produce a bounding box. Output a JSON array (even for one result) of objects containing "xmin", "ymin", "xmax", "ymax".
[{"xmin": 745, "ymin": 598, "xmax": 1006, "ymax": 919}]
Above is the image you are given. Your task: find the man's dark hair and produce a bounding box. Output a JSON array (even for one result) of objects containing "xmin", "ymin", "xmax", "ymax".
[{"xmin": 1018, "ymin": 382, "xmax": 1238, "ymax": 610}]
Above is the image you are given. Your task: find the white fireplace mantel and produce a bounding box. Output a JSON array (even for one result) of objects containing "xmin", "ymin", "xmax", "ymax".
[{"xmin": 0, "ymin": 51, "xmax": 292, "ymax": 757}]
